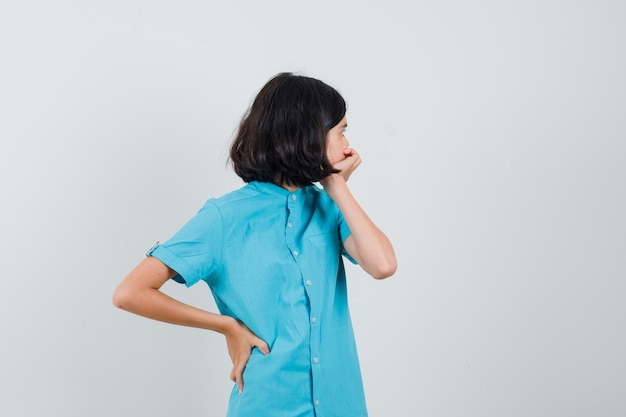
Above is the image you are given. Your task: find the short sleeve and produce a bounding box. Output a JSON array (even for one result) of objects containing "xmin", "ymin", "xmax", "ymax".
[
  {"xmin": 338, "ymin": 209, "xmax": 357, "ymax": 265},
  {"xmin": 147, "ymin": 200, "xmax": 223, "ymax": 287}
]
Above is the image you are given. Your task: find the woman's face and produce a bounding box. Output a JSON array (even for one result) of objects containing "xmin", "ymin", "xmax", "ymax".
[{"xmin": 326, "ymin": 116, "xmax": 349, "ymax": 166}]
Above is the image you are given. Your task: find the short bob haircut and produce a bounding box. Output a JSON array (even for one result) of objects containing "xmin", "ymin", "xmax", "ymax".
[{"xmin": 229, "ymin": 72, "xmax": 346, "ymax": 188}]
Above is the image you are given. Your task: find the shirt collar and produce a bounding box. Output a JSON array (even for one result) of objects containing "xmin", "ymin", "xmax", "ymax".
[{"xmin": 249, "ymin": 181, "xmax": 304, "ymax": 198}]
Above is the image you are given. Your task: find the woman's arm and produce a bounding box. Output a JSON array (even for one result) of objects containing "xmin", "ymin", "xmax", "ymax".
[
  {"xmin": 112, "ymin": 256, "xmax": 269, "ymax": 393},
  {"xmin": 321, "ymin": 148, "xmax": 397, "ymax": 279}
]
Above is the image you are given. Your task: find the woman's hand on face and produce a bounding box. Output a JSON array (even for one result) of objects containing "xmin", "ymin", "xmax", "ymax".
[
  {"xmin": 223, "ymin": 318, "xmax": 270, "ymax": 394},
  {"xmin": 323, "ymin": 148, "xmax": 361, "ymax": 186}
]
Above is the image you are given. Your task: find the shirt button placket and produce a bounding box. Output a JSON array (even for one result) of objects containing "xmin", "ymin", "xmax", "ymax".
[
  {"xmin": 287, "ymin": 193, "xmax": 303, "ymax": 261},
  {"xmin": 286, "ymin": 193, "xmax": 301, "ymax": 260},
  {"xmin": 287, "ymin": 190, "xmax": 322, "ymax": 411},
  {"xmin": 306, "ymin": 274, "xmax": 321, "ymax": 410}
]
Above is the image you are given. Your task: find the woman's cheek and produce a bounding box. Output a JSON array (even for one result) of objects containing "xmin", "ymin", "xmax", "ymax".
[{"xmin": 329, "ymin": 151, "xmax": 344, "ymax": 166}]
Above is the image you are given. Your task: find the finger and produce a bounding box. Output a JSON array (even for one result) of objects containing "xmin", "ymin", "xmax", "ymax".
[
  {"xmin": 237, "ymin": 374, "xmax": 244, "ymax": 394},
  {"xmin": 333, "ymin": 157, "xmax": 355, "ymax": 171},
  {"xmin": 230, "ymin": 361, "xmax": 244, "ymax": 383},
  {"xmin": 255, "ymin": 339, "xmax": 270, "ymax": 355},
  {"xmin": 231, "ymin": 366, "xmax": 245, "ymax": 394},
  {"xmin": 346, "ymin": 152, "xmax": 360, "ymax": 166}
]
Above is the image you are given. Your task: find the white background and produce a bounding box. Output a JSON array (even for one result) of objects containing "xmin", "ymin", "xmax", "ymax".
[{"xmin": 1, "ymin": 1, "xmax": 625, "ymax": 416}]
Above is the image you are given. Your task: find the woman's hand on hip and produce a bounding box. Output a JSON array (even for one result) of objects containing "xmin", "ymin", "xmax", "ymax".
[{"xmin": 223, "ymin": 317, "xmax": 270, "ymax": 394}]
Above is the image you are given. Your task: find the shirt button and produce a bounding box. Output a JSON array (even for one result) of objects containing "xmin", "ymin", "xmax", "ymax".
[
  {"xmin": 305, "ymin": 280, "xmax": 312, "ymax": 286},
  {"xmin": 287, "ymin": 222, "xmax": 293, "ymax": 228},
  {"xmin": 291, "ymin": 194, "xmax": 297, "ymax": 200},
  {"xmin": 315, "ymin": 400, "xmax": 320, "ymax": 407},
  {"xmin": 312, "ymin": 357, "xmax": 319, "ymax": 364},
  {"xmin": 311, "ymin": 317, "xmax": 317, "ymax": 324},
  {"xmin": 293, "ymin": 250, "xmax": 299, "ymax": 256}
]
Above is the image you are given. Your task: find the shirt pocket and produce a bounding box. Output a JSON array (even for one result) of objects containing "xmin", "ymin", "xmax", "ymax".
[
  {"xmin": 307, "ymin": 231, "xmax": 340, "ymax": 247},
  {"xmin": 306, "ymin": 232, "xmax": 342, "ymax": 267}
]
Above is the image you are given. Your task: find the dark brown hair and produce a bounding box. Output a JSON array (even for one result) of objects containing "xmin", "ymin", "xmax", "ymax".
[{"xmin": 229, "ymin": 72, "xmax": 346, "ymax": 187}]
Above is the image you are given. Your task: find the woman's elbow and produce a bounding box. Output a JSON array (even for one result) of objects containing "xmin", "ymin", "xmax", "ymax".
[
  {"xmin": 370, "ymin": 258, "xmax": 397, "ymax": 280},
  {"xmin": 112, "ymin": 284, "xmax": 134, "ymax": 310}
]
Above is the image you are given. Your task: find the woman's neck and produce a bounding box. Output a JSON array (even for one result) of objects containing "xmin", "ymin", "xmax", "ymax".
[{"xmin": 277, "ymin": 182, "xmax": 299, "ymax": 192}]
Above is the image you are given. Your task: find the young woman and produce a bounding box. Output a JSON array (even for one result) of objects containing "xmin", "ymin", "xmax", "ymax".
[{"xmin": 113, "ymin": 72, "xmax": 397, "ymax": 417}]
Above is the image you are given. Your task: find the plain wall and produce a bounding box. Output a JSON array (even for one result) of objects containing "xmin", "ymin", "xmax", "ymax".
[{"xmin": 1, "ymin": 1, "xmax": 624, "ymax": 416}]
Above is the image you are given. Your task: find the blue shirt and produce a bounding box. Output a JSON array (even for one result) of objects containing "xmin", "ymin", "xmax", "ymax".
[{"xmin": 148, "ymin": 181, "xmax": 368, "ymax": 417}]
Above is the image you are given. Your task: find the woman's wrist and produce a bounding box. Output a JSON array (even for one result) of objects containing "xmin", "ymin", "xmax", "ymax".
[
  {"xmin": 212, "ymin": 314, "xmax": 238, "ymax": 335},
  {"xmin": 321, "ymin": 172, "xmax": 346, "ymax": 190}
]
